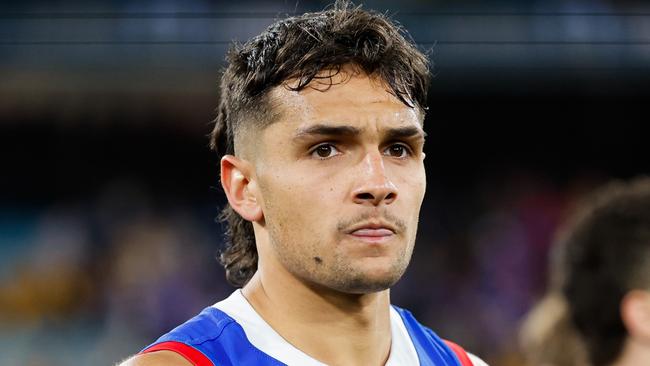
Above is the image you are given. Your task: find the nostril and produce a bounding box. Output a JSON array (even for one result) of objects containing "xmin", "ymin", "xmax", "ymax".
[
  {"xmin": 355, "ymin": 192, "xmax": 396, "ymax": 203},
  {"xmin": 356, "ymin": 192, "xmax": 374, "ymax": 200}
]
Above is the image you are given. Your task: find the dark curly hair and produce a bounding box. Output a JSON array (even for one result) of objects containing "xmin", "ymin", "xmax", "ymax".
[
  {"xmin": 561, "ymin": 177, "xmax": 650, "ymax": 366},
  {"xmin": 210, "ymin": 0, "xmax": 431, "ymax": 287}
]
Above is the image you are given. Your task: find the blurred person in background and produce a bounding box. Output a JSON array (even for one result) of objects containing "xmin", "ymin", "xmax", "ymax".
[
  {"xmin": 120, "ymin": 1, "xmax": 486, "ymax": 365},
  {"xmin": 522, "ymin": 177, "xmax": 650, "ymax": 366},
  {"xmin": 519, "ymin": 191, "xmax": 589, "ymax": 366},
  {"xmin": 519, "ymin": 292, "xmax": 588, "ymax": 366},
  {"xmin": 562, "ymin": 177, "xmax": 650, "ymax": 366}
]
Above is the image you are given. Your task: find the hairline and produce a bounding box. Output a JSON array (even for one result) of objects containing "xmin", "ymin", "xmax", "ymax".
[{"xmin": 232, "ymin": 71, "xmax": 426, "ymax": 159}]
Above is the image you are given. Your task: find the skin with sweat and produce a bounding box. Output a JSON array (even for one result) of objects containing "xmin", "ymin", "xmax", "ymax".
[{"xmin": 233, "ymin": 68, "xmax": 427, "ymax": 366}]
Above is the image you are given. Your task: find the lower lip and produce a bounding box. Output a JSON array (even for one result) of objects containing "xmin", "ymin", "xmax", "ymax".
[{"xmin": 348, "ymin": 230, "xmax": 394, "ymax": 243}]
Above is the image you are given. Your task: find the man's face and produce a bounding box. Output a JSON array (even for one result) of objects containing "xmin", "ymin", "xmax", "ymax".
[{"xmin": 251, "ymin": 69, "xmax": 426, "ymax": 294}]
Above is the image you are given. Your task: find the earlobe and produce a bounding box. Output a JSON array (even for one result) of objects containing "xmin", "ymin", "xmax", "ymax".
[
  {"xmin": 621, "ymin": 290, "xmax": 650, "ymax": 341},
  {"xmin": 220, "ymin": 155, "xmax": 264, "ymax": 222}
]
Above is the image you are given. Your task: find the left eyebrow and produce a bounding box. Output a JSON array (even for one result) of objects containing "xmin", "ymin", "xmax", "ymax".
[
  {"xmin": 293, "ymin": 124, "xmax": 427, "ymax": 142},
  {"xmin": 384, "ymin": 126, "xmax": 427, "ymax": 141},
  {"xmin": 294, "ymin": 124, "xmax": 362, "ymax": 140}
]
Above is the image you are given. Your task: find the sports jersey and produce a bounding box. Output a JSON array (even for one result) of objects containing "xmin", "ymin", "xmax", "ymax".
[{"xmin": 141, "ymin": 290, "xmax": 486, "ymax": 366}]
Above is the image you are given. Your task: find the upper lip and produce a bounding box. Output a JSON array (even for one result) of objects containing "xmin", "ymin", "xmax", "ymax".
[{"xmin": 345, "ymin": 221, "xmax": 397, "ymax": 235}]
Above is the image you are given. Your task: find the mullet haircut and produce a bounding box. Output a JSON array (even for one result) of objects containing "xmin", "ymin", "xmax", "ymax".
[
  {"xmin": 210, "ymin": 0, "xmax": 430, "ymax": 287},
  {"xmin": 561, "ymin": 177, "xmax": 650, "ymax": 366}
]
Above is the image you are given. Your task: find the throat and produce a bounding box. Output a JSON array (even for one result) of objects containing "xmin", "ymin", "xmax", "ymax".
[{"xmin": 241, "ymin": 273, "xmax": 393, "ymax": 365}]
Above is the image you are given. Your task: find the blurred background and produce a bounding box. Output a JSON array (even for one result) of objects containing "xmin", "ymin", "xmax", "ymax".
[{"xmin": 1, "ymin": 0, "xmax": 648, "ymax": 365}]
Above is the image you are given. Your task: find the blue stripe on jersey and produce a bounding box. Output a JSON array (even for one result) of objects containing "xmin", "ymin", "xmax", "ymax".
[
  {"xmin": 145, "ymin": 306, "xmax": 284, "ymax": 365},
  {"xmin": 143, "ymin": 305, "xmax": 462, "ymax": 365},
  {"xmin": 393, "ymin": 306, "xmax": 463, "ymax": 366}
]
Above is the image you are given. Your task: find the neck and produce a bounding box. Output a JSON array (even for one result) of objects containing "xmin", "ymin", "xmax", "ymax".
[
  {"xmin": 242, "ymin": 266, "xmax": 392, "ymax": 366},
  {"xmin": 611, "ymin": 338, "xmax": 650, "ymax": 366}
]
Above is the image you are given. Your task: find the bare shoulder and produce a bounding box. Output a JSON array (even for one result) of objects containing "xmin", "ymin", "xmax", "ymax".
[{"xmin": 117, "ymin": 350, "xmax": 192, "ymax": 366}]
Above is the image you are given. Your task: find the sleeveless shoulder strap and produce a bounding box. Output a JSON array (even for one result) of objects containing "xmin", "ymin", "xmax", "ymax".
[
  {"xmin": 139, "ymin": 305, "xmax": 286, "ymax": 366},
  {"xmin": 141, "ymin": 341, "xmax": 214, "ymax": 366},
  {"xmin": 443, "ymin": 340, "xmax": 474, "ymax": 366}
]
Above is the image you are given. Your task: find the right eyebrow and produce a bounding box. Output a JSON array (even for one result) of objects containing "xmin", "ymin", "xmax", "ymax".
[{"xmin": 293, "ymin": 124, "xmax": 362, "ymax": 140}]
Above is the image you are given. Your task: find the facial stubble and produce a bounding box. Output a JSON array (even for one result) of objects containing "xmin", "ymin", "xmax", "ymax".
[{"xmin": 267, "ymin": 213, "xmax": 417, "ymax": 294}]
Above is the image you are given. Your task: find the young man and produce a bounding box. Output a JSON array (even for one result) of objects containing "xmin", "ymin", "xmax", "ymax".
[
  {"xmin": 560, "ymin": 178, "xmax": 650, "ymax": 366},
  {"xmin": 120, "ymin": 2, "xmax": 486, "ymax": 365}
]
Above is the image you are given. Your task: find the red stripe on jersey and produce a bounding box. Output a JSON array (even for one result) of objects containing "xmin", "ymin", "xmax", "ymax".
[
  {"xmin": 444, "ymin": 340, "xmax": 474, "ymax": 366},
  {"xmin": 141, "ymin": 341, "xmax": 214, "ymax": 366}
]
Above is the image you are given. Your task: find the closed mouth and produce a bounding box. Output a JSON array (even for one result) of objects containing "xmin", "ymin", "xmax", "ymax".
[
  {"xmin": 345, "ymin": 221, "xmax": 397, "ymax": 242},
  {"xmin": 346, "ymin": 220, "xmax": 397, "ymax": 235}
]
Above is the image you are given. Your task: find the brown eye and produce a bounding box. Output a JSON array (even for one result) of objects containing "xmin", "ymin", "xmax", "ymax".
[
  {"xmin": 385, "ymin": 144, "xmax": 409, "ymax": 158},
  {"xmin": 311, "ymin": 144, "xmax": 340, "ymax": 159}
]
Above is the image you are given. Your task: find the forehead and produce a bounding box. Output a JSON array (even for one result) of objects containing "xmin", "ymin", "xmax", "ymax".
[{"xmin": 267, "ymin": 70, "xmax": 422, "ymax": 130}]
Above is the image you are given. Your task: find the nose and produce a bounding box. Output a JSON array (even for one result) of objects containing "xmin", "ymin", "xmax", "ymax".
[{"xmin": 352, "ymin": 151, "xmax": 398, "ymax": 206}]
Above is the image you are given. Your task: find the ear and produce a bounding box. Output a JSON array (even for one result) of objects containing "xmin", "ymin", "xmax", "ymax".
[
  {"xmin": 220, "ymin": 155, "xmax": 263, "ymax": 222},
  {"xmin": 621, "ymin": 290, "xmax": 650, "ymax": 341}
]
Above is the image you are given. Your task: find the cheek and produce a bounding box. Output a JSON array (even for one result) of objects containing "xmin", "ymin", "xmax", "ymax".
[
  {"xmin": 414, "ymin": 174, "xmax": 427, "ymax": 206},
  {"xmin": 259, "ymin": 168, "xmax": 338, "ymax": 232},
  {"xmin": 394, "ymin": 166, "xmax": 426, "ymax": 205}
]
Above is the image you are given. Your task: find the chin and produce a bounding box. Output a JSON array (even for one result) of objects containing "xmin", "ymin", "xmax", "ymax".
[
  {"xmin": 339, "ymin": 279, "xmax": 397, "ymax": 294},
  {"xmin": 332, "ymin": 268, "xmax": 405, "ymax": 294}
]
